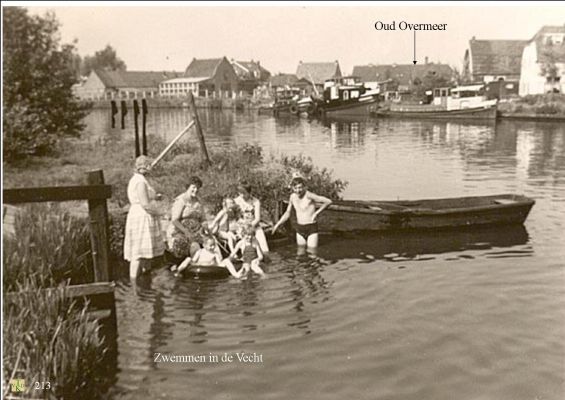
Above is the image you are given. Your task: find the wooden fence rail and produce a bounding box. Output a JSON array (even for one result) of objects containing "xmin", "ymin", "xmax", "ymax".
[{"xmin": 3, "ymin": 170, "xmax": 116, "ymax": 327}]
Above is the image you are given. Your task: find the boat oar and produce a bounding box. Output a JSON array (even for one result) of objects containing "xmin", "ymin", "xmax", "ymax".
[{"xmin": 151, "ymin": 120, "xmax": 195, "ymax": 168}]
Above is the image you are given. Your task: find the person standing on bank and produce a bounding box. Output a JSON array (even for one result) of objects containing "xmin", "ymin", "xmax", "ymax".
[
  {"xmin": 234, "ymin": 180, "xmax": 270, "ymax": 253},
  {"xmin": 124, "ymin": 156, "xmax": 165, "ymax": 279},
  {"xmin": 271, "ymin": 177, "xmax": 333, "ymax": 248}
]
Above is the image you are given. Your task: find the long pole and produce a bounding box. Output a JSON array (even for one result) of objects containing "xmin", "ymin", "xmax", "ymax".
[
  {"xmin": 187, "ymin": 92, "xmax": 211, "ymax": 166},
  {"xmin": 150, "ymin": 121, "xmax": 195, "ymax": 168}
]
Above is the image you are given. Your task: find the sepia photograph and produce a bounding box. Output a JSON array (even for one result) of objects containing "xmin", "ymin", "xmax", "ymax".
[{"xmin": 2, "ymin": 2, "xmax": 565, "ymax": 399}]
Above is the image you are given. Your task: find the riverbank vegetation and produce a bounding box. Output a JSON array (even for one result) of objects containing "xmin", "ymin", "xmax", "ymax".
[
  {"xmin": 5, "ymin": 135, "xmax": 347, "ymax": 258},
  {"xmin": 3, "ymin": 206, "xmax": 108, "ymax": 398},
  {"xmin": 498, "ymin": 93, "xmax": 565, "ymax": 116}
]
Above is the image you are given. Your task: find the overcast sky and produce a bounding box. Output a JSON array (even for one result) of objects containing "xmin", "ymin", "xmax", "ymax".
[{"xmin": 21, "ymin": 3, "xmax": 565, "ymax": 75}]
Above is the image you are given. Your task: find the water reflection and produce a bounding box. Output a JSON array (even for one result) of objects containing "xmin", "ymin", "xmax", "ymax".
[
  {"xmin": 316, "ymin": 225, "xmax": 531, "ymax": 264},
  {"xmin": 81, "ymin": 109, "xmax": 565, "ymax": 399}
]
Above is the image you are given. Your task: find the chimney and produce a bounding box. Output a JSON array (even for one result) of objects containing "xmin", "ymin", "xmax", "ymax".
[
  {"xmin": 471, "ymin": 36, "xmax": 476, "ymax": 41},
  {"xmin": 425, "ymin": 56, "xmax": 429, "ymax": 65}
]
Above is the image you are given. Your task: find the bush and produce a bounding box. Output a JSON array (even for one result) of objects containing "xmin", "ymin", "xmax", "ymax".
[{"xmin": 150, "ymin": 143, "xmax": 347, "ymax": 219}]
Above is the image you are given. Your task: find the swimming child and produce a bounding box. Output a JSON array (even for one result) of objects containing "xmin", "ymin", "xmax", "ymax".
[
  {"xmin": 174, "ymin": 236, "xmax": 240, "ymax": 278},
  {"xmin": 236, "ymin": 208, "xmax": 256, "ymax": 239},
  {"xmin": 230, "ymin": 226, "xmax": 265, "ymax": 278},
  {"xmin": 210, "ymin": 197, "xmax": 240, "ymax": 253}
]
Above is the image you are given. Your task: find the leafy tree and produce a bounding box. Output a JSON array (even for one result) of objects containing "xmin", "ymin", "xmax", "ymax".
[
  {"xmin": 3, "ymin": 7, "xmax": 89, "ymax": 161},
  {"xmin": 540, "ymin": 50, "xmax": 559, "ymax": 93},
  {"xmin": 81, "ymin": 45, "xmax": 126, "ymax": 76},
  {"xmin": 411, "ymin": 70, "xmax": 453, "ymax": 102}
]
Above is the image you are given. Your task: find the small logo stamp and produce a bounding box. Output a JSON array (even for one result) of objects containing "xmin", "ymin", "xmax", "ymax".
[{"xmin": 10, "ymin": 378, "xmax": 25, "ymax": 393}]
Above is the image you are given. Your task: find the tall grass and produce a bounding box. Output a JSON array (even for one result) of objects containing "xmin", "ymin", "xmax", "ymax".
[
  {"xmin": 3, "ymin": 283, "xmax": 107, "ymax": 399},
  {"xmin": 3, "ymin": 203, "xmax": 94, "ymax": 293},
  {"xmin": 3, "ymin": 204, "xmax": 109, "ymax": 398}
]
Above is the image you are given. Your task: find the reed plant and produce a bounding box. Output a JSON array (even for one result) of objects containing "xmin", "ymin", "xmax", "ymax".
[
  {"xmin": 3, "ymin": 282, "xmax": 107, "ymax": 399},
  {"xmin": 3, "ymin": 203, "xmax": 93, "ymax": 293},
  {"xmin": 3, "ymin": 204, "xmax": 109, "ymax": 398}
]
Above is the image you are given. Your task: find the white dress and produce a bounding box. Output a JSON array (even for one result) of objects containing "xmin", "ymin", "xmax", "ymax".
[{"xmin": 123, "ymin": 173, "xmax": 165, "ymax": 261}]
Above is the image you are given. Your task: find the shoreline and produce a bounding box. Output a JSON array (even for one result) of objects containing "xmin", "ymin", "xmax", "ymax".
[{"xmin": 497, "ymin": 112, "xmax": 565, "ymax": 122}]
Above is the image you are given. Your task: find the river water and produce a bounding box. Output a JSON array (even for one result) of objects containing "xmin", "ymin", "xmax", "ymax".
[{"xmin": 86, "ymin": 109, "xmax": 565, "ymax": 400}]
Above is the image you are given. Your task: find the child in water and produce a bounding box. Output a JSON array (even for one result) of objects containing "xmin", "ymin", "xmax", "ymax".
[
  {"xmin": 210, "ymin": 197, "xmax": 240, "ymax": 254},
  {"xmin": 173, "ymin": 236, "xmax": 240, "ymax": 278},
  {"xmin": 230, "ymin": 226, "xmax": 265, "ymax": 278}
]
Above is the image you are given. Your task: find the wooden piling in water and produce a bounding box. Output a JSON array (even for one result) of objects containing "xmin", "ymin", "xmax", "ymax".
[
  {"xmin": 134, "ymin": 100, "xmax": 141, "ymax": 157},
  {"xmin": 187, "ymin": 92, "xmax": 211, "ymax": 166}
]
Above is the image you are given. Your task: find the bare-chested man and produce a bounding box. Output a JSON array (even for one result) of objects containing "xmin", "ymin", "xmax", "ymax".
[{"xmin": 271, "ymin": 177, "xmax": 333, "ymax": 248}]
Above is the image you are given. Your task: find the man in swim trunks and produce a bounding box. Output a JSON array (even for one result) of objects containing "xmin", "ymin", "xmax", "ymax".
[{"xmin": 271, "ymin": 177, "xmax": 333, "ymax": 248}]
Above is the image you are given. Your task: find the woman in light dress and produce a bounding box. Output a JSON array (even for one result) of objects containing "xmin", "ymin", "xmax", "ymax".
[{"xmin": 124, "ymin": 156, "xmax": 165, "ymax": 279}]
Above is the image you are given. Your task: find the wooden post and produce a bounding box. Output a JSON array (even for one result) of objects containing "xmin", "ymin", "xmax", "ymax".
[
  {"xmin": 111, "ymin": 101, "xmax": 118, "ymax": 129},
  {"xmin": 86, "ymin": 170, "xmax": 112, "ymax": 282},
  {"xmin": 120, "ymin": 100, "xmax": 127, "ymax": 129},
  {"xmin": 142, "ymin": 99, "xmax": 148, "ymax": 155},
  {"xmin": 133, "ymin": 100, "xmax": 141, "ymax": 157},
  {"xmin": 187, "ymin": 91, "xmax": 211, "ymax": 166}
]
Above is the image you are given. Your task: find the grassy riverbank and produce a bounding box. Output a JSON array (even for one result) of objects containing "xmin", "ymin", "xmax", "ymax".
[{"xmin": 498, "ymin": 94, "xmax": 565, "ymax": 118}]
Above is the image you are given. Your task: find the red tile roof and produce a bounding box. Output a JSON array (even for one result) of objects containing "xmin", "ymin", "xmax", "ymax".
[
  {"xmin": 533, "ymin": 25, "xmax": 565, "ymax": 64},
  {"xmin": 95, "ymin": 70, "xmax": 182, "ymax": 88},
  {"xmin": 184, "ymin": 58, "xmax": 224, "ymax": 78},
  {"xmin": 231, "ymin": 60, "xmax": 271, "ymax": 80},
  {"xmin": 468, "ymin": 39, "xmax": 528, "ymax": 77},
  {"xmin": 352, "ymin": 63, "xmax": 454, "ymax": 86},
  {"xmin": 296, "ymin": 61, "xmax": 342, "ymax": 85}
]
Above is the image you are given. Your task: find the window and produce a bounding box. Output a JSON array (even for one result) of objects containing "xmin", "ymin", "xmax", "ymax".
[{"xmin": 343, "ymin": 91, "xmax": 349, "ymax": 100}]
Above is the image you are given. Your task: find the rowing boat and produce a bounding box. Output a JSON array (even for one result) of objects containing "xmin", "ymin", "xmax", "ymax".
[{"xmin": 285, "ymin": 194, "xmax": 535, "ymax": 233}]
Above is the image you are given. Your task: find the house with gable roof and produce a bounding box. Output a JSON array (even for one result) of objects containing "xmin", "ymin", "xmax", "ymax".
[
  {"xmin": 74, "ymin": 69, "xmax": 181, "ymax": 100},
  {"xmin": 520, "ymin": 25, "xmax": 565, "ymax": 95},
  {"xmin": 463, "ymin": 37, "xmax": 528, "ymax": 98},
  {"xmin": 352, "ymin": 61, "xmax": 454, "ymax": 101},
  {"xmin": 296, "ymin": 61, "xmax": 342, "ymax": 91},
  {"xmin": 463, "ymin": 37, "xmax": 528, "ymax": 84},
  {"xmin": 268, "ymin": 73, "xmax": 314, "ymax": 97},
  {"xmin": 353, "ymin": 61, "xmax": 454, "ymax": 90},
  {"xmin": 172, "ymin": 57, "xmax": 239, "ymax": 98},
  {"xmin": 230, "ymin": 59, "xmax": 272, "ymax": 95}
]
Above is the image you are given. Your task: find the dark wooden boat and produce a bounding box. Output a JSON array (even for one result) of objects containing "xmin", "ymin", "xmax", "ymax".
[
  {"xmin": 320, "ymin": 76, "xmax": 381, "ymax": 117},
  {"xmin": 287, "ymin": 194, "xmax": 534, "ymax": 233},
  {"xmin": 374, "ymin": 104, "xmax": 497, "ymax": 120}
]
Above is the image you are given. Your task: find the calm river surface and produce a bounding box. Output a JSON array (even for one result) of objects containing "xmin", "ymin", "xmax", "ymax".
[{"xmin": 86, "ymin": 109, "xmax": 565, "ymax": 400}]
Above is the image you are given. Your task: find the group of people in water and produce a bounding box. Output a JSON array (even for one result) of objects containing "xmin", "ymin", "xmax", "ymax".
[{"xmin": 123, "ymin": 155, "xmax": 333, "ymax": 280}]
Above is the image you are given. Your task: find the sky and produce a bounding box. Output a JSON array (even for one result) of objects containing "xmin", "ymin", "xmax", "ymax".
[{"xmin": 16, "ymin": 2, "xmax": 565, "ymax": 75}]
